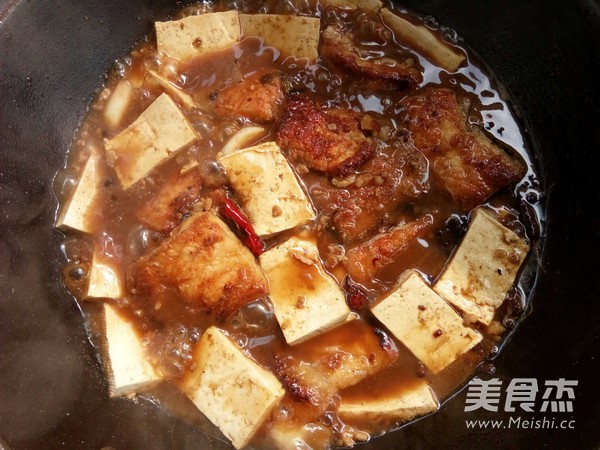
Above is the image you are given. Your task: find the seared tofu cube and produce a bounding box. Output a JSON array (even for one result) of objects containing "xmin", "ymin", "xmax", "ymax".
[
  {"xmin": 105, "ymin": 93, "xmax": 197, "ymax": 189},
  {"xmin": 180, "ymin": 327, "xmax": 285, "ymax": 449},
  {"xmin": 218, "ymin": 142, "xmax": 316, "ymax": 236},
  {"xmin": 155, "ymin": 11, "xmax": 241, "ymax": 61},
  {"xmin": 240, "ymin": 14, "xmax": 321, "ymax": 61},
  {"xmin": 371, "ymin": 270, "xmax": 482, "ymax": 374},
  {"xmin": 55, "ymin": 151, "xmax": 102, "ymax": 233},
  {"xmin": 260, "ymin": 237, "xmax": 351, "ymax": 345},
  {"xmin": 85, "ymin": 251, "xmax": 123, "ymax": 300},
  {"xmin": 101, "ymin": 303, "xmax": 161, "ymax": 397},
  {"xmin": 338, "ymin": 379, "xmax": 438, "ymax": 428},
  {"xmin": 130, "ymin": 211, "xmax": 268, "ymax": 319},
  {"xmin": 434, "ymin": 208, "xmax": 530, "ymax": 325}
]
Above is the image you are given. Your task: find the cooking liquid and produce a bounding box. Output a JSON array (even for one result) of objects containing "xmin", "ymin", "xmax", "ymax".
[{"xmin": 56, "ymin": 2, "xmax": 544, "ymax": 448}]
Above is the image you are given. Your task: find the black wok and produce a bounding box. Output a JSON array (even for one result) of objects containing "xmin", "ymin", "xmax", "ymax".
[{"xmin": 1, "ymin": 0, "xmax": 599, "ymax": 449}]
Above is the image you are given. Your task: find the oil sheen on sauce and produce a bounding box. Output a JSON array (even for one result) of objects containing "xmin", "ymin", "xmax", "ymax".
[{"xmin": 55, "ymin": 1, "xmax": 544, "ymax": 448}]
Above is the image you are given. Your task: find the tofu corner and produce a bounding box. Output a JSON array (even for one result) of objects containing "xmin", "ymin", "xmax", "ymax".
[
  {"xmin": 85, "ymin": 253, "xmax": 123, "ymax": 301},
  {"xmin": 259, "ymin": 237, "xmax": 351, "ymax": 346},
  {"xmin": 371, "ymin": 270, "xmax": 482, "ymax": 374},
  {"xmin": 180, "ymin": 327, "xmax": 285, "ymax": 449},
  {"xmin": 101, "ymin": 303, "xmax": 161, "ymax": 397},
  {"xmin": 105, "ymin": 93, "xmax": 197, "ymax": 190},
  {"xmin": 218, "ymin": 142, "xmax": 316, "ymax": 236},
  {"xmin": 55, "ymin": 151, "xmax": 102, "ymax": 233},
  {"xmin": 434, "ymin": 208, "xmax": 530, "ymax": 325}
]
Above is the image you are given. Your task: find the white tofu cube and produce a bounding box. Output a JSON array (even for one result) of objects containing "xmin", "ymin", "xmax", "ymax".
[
  {"xmin": 240, "ymin": 14, "xmax": 321, "ymax": 61},
  {"xmin": 85, "ymin": 251, "xmax": 123, "ymax": 300},
  {"xmin": 181, "ymin": 327, "xmax": 285, "ymax": 449},
  {"xmin": 55, "ymin": 152, "xmax": 102, "ymax": 233},
  {"xmin": 101, "ymin": 303, "xmax": 161, "ymax": 397},
  {"xmin": 380, "ymin": 8, "xmax": 465, "ymax": 72},
  {"xmin": 371, "ymin": 270, "xmax": 482, "ymax": 374},
  {"xmin": 338, "ymin": 379, "xmax": 439, "ymax": 426},
  {"xmin": 434, "ymin": 208, "xmax": 530, "ymax": 325},
  {"xmin": 104, "ymin": 93, "xmax": 197, "ymax": 189},
  {"xmin": 218, "ymin": 142, "xmax": 316, "ymax": 236},
  {"xmin": 103, "ymin": 80, "xmax": 134, "ymax": 129},
  {"xmin": 156, "ymin": 11, "xmax": 241, "ymax": 61},
  {"xmin": 259, "ymin": 237, "xmax": 351, "ymax": 345}
]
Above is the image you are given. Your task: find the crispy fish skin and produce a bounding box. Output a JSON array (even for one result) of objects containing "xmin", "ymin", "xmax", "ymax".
[
  {"xmin": 130, "ymin": 211, "xmax": 268, "ymax": 319},
  {"xmin": 215, "ymin": 71, "xmax": 286, "ymax": 123},
  {"xmin": 321, "ymin": 26, "xmax": 422, "ymax": 90},
  {"xmin": 345, "ymin": 215, "xmax": 434, "ymax": 283},
  {"xmin": 274, "ymin": 321, "xmax": 398, "ymax": 420},
  {"xmin": 402, "ymin": 88, "xmax": 525, "ymax": 209},
  {"xmin": 276, "ymin": 95, "xmax": 376, "ymax": 177},
  {"xmin": 136, "ymin": 167, "xmax": 202, "ymax": 234},
  {"xmin": 326, "ymin": 147, "xmax": 429, "ymax": 243}
]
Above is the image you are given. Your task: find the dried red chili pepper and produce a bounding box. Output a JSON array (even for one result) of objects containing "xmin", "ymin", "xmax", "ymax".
[
  {"xmin": 344, "ymin": 275, "xmax": 368, "ymax": 311},
  {"xmin": 220, "ymin": 198, "xmax": 264, "ymax": 256}
]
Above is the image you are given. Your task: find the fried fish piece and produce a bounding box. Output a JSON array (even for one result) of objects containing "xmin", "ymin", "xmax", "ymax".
[
  {"xmin": 275, "ymin": 320, "xmax": 398, "ymax": 420},
  {"xmin": 326, "ymin": 147, "xmax": 429, "ymax": 242},
  {"xmin": 276, "ymin": 95, "xmax": 376, "ymax": 177},
  {"xmin": 321, "ymin": 26, "xmax": 422, "ymax": 90},
  {"xmin": 215, "ymin": 71, "xmax": 286, "ymax": 123},
  {"xmin": 402, "ymin": 88, "xmax": 525, "ymax": 209},
  {"xmin": 345, "ymin": 215, "xmax": 434, "ymax": 283},
  {"xmin": 130, "ymin": 211, "xmax": 268, "ymax": 319},
  {"xmin": 136, "ymin": 165, "xmax": 202, "ymax": 234}
]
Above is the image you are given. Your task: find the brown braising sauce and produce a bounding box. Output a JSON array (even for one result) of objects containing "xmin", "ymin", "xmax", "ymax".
[{"xmin": 55, "ymin": 1, "xmax": 544, "ymax": 448}]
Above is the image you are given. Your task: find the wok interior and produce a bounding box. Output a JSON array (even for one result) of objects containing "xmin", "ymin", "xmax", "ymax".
[{"xmin": 0, "ymin": 0, "xmax": 599, "ymax": 449}]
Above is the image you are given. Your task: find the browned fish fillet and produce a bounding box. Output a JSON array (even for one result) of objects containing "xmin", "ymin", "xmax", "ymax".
[
  {"xmin": 130, "ymin": 211, "xmax": 268, "ymax": 320},
  {"xmin": 402, "ymin": 88, "xmax": 525, "ymax": 209},
  {"xmin": 276, "ymin": 95, "xmax": 376, "ymax": 177},
  {"xmin": 346, "ymin": 215, "xmax": 434, "ymax": 283},
  {"xmin": 136, "ymin": 166, "xmax": 202, "ymax": 234},
  {"xmin": 215, "ymin": 70, "xmax": 286, "ymax": 123},
  {"xmin": 326, "ymin": 147, "xmax": 429, "ymax": 242},
  {"xmin": 275, "ymin": 320, "xmax": 398, "ymax": 421},
  {"xmin": 321, "ymin": 26, "xmax": 422, "ymax": 90}
]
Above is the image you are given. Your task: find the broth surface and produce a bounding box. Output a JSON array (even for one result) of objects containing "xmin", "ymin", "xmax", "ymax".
[{"xmin": 56, "ymin": 1, "xmax": 543, "ymax": 448}]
